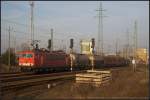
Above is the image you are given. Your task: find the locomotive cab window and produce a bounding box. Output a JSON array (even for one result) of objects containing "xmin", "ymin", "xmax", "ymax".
[
  {"xmin": 26, "ymin": 54, "xmax": 33, "ymax": 58},
  {"xmin": 22, "ymin": 54, "xmax": 26, "ymax": 58},
  {"xmin": 22, "ymin": 54, "xmax": 33, "ymax": 58}
]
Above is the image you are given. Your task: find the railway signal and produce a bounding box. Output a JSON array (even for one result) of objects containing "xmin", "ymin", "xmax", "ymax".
[
  {"xmin": 91, "ymin": 38, "xmax": 95, "ymax": 49},
  {"xmin": 70, "ymin": 39, "xmax": 74, "ymax": 49},
  {"xmin": 48, "ymin": 39, "xmax": 52, "ymax": 51},
  {"xmin": 70, "ymin": 38, "xmax": 74, "ymax": 72},
  {"xmin": 51, "ymin": 28, "xmax": 53, "ymax": 51},
  {"xmin": 91, "ymin": 38, "xmax": 95, "ymax": 70},
  {"xmin": 91, "ymin": 38, "xmax": 95, "ymax": 54}
]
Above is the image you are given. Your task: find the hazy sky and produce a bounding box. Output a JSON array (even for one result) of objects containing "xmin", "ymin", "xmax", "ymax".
[{"xmin": 1, "ymin": 1, "xmax": 149, "ymax": 54}]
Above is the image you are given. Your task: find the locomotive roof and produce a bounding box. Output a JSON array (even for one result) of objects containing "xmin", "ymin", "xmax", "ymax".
[{"xmin": 17, "ymin": 49, "xmax": 66, "ymax": 54}]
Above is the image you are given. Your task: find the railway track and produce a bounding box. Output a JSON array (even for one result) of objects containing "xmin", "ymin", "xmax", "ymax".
[
  {"xmin": 0, "ymin": 66, "xmax": 129, "ymax": 95},
  {"xmin": 0, "ymin": 70, "xmax": 85, "ymax": 95},
  {"xmin": 97, "ymin": 65, "xmax": 129, "ymax": 71},
  {"xmin": 0, "ymin": 72, "xmax": 34, "ymax": 78}
]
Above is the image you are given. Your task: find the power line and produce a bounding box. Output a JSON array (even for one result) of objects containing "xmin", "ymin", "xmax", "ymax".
[
  {"xmin": 1, "ymin": 27, "xmax": 68, "ymax": 41},
  {"xmin": 2, "ymin": 19, "xmax": 87, "ymax": 38},
  {"xmin": 1, "ymin": 18, "xmax": 49, "ymax": 32},
  {"xmin": 1, "ymin": 27, "xmax": 28, "ymax": 35},
  {"xmin": 2, "ymin": 29, "xmax": 84, "ymax": 43},
  {"xmin": 1, "ymin": 26, "xmax": 52, "ymax": 42}
]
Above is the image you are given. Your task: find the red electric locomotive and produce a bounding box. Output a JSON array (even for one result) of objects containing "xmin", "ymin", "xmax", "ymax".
[{"xmin": 17, "ymin": 49, "xmax": 70, "ymax": 72}]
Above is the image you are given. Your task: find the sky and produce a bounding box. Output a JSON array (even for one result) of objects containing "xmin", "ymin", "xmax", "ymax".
[{"xmin": 1, "ymin": 1, "xmax": 149, "ymax": 54}]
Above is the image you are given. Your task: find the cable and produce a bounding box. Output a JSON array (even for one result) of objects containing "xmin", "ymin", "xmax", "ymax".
[{"xmin": 1, "ymin": 18, "xmax": 49, "ymax": 32}]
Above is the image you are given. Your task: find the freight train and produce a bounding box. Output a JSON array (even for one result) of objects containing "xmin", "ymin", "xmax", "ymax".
[
  {"xmin": 103, "ymin": 55, "xmax": 129, "ymax": 67},
  {"xmin": 17, "ymin": 48, "xmax": 129, "ymax": 72}
]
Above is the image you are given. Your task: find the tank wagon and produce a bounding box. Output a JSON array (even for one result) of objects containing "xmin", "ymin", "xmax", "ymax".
[
  {"xmin": 103, "ymin": 55, "xmax": 129, "ymax": 67},
  {"xmin": 69, "ymin": 53, "xmax": 104, "ymax": 70},
  {"xmin": 93, "ymin": 55, "xmax": 104, "ymax": 68},
  {"xmin": 73, "ymin": 54, "xmax": 91, "ymax": 70}
]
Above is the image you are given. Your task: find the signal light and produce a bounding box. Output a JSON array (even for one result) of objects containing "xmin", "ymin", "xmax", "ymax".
[
  {"xmin": 35, "ymin": 44, "xmax": 39, "ymax": 49},
  {"xmin": 70, "ymin": 39, "xmax": 74, "ymax": 49},
  {"xmin": 91, "ymin": 38, "xmax": 95, "ymax": 48},
  {"xmin": 48, "ymin": 39, "xmax": 51, "ymax": 50}
]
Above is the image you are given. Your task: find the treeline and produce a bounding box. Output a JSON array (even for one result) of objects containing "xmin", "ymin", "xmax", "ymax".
[{"xmin": 1, "ymin": 48, "xmax": 17, "ymax": 65}]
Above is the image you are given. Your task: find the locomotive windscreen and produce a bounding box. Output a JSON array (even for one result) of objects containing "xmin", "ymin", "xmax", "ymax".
[{"xmin": 22, "ymin": 54, "xmax": 33, "ymax": 58}]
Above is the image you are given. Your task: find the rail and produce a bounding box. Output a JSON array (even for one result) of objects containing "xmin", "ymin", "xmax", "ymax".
[{"xmin": 0, "ymin": 70, "xmax": 85, "ymax": 93}]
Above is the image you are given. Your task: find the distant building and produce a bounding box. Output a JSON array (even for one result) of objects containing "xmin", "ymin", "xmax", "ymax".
[{"xmin": 136, "ymin": 48, "xmax": 148, "ymax": 64}]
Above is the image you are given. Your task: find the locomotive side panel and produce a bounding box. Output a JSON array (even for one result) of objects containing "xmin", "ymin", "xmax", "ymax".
[
  {"xmin": 44, "ymin": 53, "xmax": 67, "ymax": 68},
  {"xmin": 34, "ymin": 52, "xmax": 43, "ymax": 67}
]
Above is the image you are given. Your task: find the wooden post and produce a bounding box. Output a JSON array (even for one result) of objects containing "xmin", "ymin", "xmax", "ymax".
[
  {"xmin": 91, "ymin": 55, "xmax": 94, "ymax": 70},
  {"xmin": 132, "ymin": 59, "xmax": 136, "ymax": 72},
  {"xmin": 70, "ymin": 49, "xmax": 73, "ymax": 72}
]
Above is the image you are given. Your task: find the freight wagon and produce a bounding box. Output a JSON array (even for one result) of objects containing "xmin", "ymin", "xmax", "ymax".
[{"xmin": 103, "ymin": 55, "xmax": 129, "ymax": 67}]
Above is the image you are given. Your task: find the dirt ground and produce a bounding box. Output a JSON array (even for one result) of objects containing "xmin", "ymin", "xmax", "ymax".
[
  {"xmin": 34, "ymin": 65, "xmax": 149, "ymax": 99},
  {"xmin": 2, "ymin": 65, "xmax": 148, "ymax": 100},
  {"xmin": 0, "ymin": 64, "xmax": 21, "ymax": 73}
]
